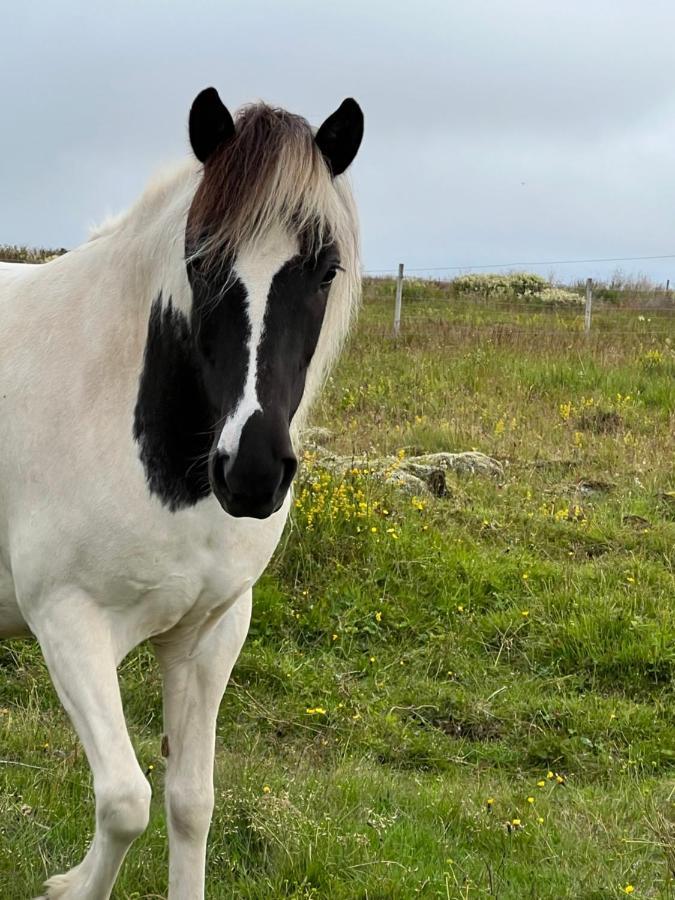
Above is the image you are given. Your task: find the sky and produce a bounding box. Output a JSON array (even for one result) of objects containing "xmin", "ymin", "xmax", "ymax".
[{"xmin": 3, "ymin": 1, "xmax": 675, "ymax": 284}]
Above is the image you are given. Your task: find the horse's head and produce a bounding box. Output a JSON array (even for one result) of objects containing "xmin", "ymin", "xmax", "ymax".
[{"xmin": 184, "ymin": 90, "xmax": 363, "ymax": 519}]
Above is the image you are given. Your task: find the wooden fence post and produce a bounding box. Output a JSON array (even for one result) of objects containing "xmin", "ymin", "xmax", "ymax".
[
  {"xmin": 584, "ymin": 278, "xmax": 593, "ymax": 333},
  {"xmin": 393, "ymin": 263, "xmax": 404, "ymax": 337}
]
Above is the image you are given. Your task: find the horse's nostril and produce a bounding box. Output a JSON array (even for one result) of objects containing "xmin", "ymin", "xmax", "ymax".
[{"xmin": 212, "ymin": 452, "xmax": 232, "ymax": 493}]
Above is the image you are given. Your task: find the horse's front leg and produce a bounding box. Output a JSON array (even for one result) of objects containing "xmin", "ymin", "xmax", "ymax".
[
  {"xmin": 153, "ymin": 589, "xmax": 252, "ymax": 900},
  {"xmin": 28, "ymin": 590, "xmax": 151, "ymax": 900}
]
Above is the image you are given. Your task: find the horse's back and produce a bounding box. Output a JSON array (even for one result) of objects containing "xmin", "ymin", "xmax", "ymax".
[{"xmin": 0, "ymin": 260, "xmax": 42, "ymax": 284}]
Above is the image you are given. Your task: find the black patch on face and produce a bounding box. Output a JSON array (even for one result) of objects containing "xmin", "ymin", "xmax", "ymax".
[
  {"xmin": 133, "ymin": 294, "xmax": 216, "ymax": 511},
  {"xmin": 134, "ymin": 264, "xmax": 251, "ymax": 512},
  {"xmin": 205, "ymin": 247, "xmax": 338, "ymax": 518},
  {"xmin": 187, "ymin": 256, "xmax": 249, "ymax": 425},
  {"xmin": 255, "ymin": 246, "xmax": 338, "ymax": 421}
]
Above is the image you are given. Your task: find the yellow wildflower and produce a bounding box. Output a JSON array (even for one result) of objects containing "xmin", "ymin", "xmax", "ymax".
[{"xmin": 559, "ymin": 401, "xmax": 574, "ymax": 421}]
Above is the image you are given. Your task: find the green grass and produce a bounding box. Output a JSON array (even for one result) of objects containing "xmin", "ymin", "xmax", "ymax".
[{"xmin": 1, "ymin": 281, "xmax": 674, "ymax": 898}]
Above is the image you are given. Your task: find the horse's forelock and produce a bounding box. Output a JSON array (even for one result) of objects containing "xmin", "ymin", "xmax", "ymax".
[{"xmin": 186, "ymin": 103, "xmax": 346, "ymax": 268}]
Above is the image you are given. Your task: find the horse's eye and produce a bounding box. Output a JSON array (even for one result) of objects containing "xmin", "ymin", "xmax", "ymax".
[{"xmin": 321, "ymin": 265, "xmax": 341, "ymax": 287}]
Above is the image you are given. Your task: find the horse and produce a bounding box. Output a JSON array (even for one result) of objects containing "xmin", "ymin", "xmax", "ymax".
[{"xmin": 0, "ymin": 87, "xmax": 363, "ymax": 899}]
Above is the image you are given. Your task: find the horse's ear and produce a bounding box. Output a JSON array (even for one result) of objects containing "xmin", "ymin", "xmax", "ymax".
[
  {"xmin": 189, "ymin": 88, "xmax": 235, "ymax": 164},
  {"xmin": 315, "ymin": 98, "xmax": 364, "ymax": 177}
]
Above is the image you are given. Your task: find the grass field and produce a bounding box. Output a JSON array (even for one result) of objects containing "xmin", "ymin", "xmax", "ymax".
[{"xmin": 1, "ymin": 278, "xmax": 674, "ymax": 898}]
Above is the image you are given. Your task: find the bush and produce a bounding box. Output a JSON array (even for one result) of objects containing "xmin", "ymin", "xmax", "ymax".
[
  {"xmin": 452, "ymin": 273, "xmax": 583, "ymax": 305},
  {"xmin": 453, "ymin": 272, "xmax": 548, "ymax": 299},
  {"xmin": 535, "ymin": 286, "xmax": 584, "ymax": 305}
]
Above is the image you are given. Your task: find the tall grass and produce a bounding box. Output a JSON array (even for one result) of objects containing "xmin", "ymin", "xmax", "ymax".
[{"xmin": 0, "ymin": 244, "xmax": 67, "ymax": 263}]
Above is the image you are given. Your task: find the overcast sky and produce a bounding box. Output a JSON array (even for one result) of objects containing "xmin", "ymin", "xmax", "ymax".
[{"xmin": 3, "ymin": 1, "xmax": 675, "ymax": 283}]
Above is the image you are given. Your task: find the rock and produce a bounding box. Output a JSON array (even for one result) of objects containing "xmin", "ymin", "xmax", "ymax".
[
  {"xmin": 412, "ymin": 452, "xmax": 504, "ymax": 479},
  {"xmin": 575, "ymin": 479, "xmax": 616, "ymax": 496},
  {"xmin": 305, "ymin": 446, "xmax": 502, "ymax": 497}
]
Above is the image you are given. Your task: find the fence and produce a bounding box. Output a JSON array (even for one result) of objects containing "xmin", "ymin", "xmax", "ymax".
[
  {"xmin": 2, "ymin": 246, "xmax": 674, "ymax": 341},
  {"xmin": 369, "ymin": 264, "xmax": 675, "ymax": 340}
]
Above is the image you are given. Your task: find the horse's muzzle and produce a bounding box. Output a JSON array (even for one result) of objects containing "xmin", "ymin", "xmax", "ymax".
[
  {"xmin": 209, "ymin": 413, "xmax": 297, "ymax": 519},
  {"xmin": 211, "ymin": 451, "xmax": 296, "ymax": 518}
]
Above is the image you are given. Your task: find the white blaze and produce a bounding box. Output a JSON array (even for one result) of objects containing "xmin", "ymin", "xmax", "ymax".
[{"xmin": 217, "ymin": 230, "xmax": 297, "ymax": 458}]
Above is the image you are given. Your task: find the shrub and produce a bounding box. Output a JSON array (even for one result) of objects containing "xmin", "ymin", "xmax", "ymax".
[{"xmin": 453, "ymin": 272, "xmax": 548, "ymax": 299}]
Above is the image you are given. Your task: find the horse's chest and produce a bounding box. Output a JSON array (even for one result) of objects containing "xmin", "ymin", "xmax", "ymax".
[{"xmin": 113, "ymin": 498, "xmax": 290, "ymax": 649}]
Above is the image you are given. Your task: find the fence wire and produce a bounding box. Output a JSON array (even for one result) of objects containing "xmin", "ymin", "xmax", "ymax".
[{"xmin": 360, "ymin": 282, "xmax": 675, "ymax": 342}]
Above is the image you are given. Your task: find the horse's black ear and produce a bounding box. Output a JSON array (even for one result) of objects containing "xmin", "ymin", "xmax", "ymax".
[
  {"xmin": 315, "ymin": 98, "xmax": 364, "ymax": 177},
  {"xmin": 189, "ymin": 88, "xmax": 235, "ymax": 164}
]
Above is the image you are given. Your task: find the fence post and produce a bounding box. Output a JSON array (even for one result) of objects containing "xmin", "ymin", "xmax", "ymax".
[
  {"xmin": 584, "ymin": 277, "xmax": 593, "ymax": 333},
  {"xmin": 393, "ymin": 263, "xmax": 404, "ymax": 337}
]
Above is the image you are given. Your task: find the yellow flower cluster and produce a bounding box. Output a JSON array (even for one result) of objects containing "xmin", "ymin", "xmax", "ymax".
[
  {"xmin": 294, "ymin": 458, "xmax": 382, "ymax": 531},
  {"xmin": 484, "ymin": 769, "xmax": 567, "ymax": 832},
  {"xmin": 494, "ymin": 416, "xmax": 518, "ymax": 436},
  {"xmin": 537, "ymin": 502, "xmax": 587, "ymax": 524},
  {"xmin": 293, "ymin": 452, "xmax": 413, "ymax": 537},
  {"xmin": 643, "ymin": 348, "xmax": 663, "ymax": 367},
  {"xmin": 614, "ymin": 392, "xmax": 633, "ymax": 411},
  {"xmin": 559, "ymin": 395, "xmax": 596, "ymax": 422},
  {"xmin": 559, "ymin": 401, "xmax": 574, "ymax": 422}
]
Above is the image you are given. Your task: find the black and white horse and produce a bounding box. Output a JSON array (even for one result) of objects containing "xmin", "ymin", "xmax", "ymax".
[{"xmin": 0, "ymin": 88, "xmax": 363, "ymax": 899}]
